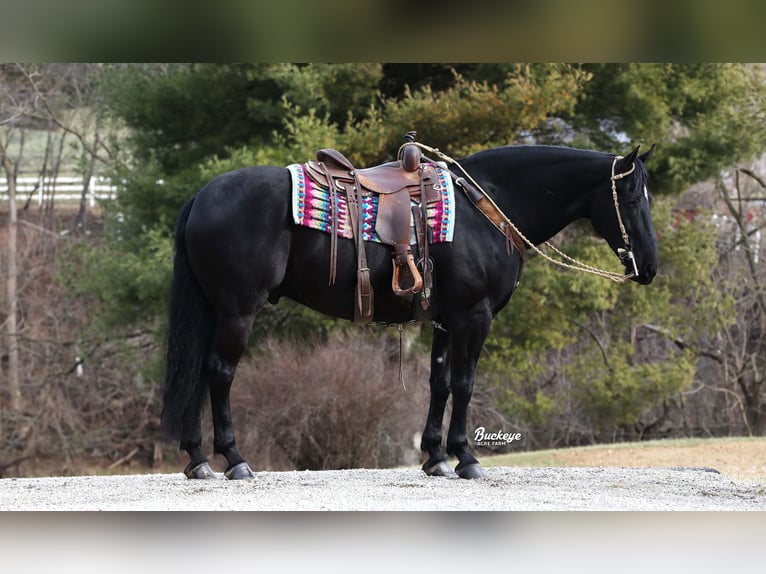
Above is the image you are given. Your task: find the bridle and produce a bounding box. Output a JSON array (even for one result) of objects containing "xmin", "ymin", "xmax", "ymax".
[
  {"xmin": 400, "ymin": 141, "xmax": 643, "ymax": 283},
  {"xmin": 610, "ymin": 155, "xmax": 639, "ymax": 278}
]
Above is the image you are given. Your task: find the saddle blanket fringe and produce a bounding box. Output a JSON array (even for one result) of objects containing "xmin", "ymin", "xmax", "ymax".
[{"xmin": 287, "ymin": 162, "xmax": 455, "ymax": 244}]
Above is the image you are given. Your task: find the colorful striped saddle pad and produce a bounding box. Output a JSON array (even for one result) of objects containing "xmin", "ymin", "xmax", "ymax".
[{"xmin": 287, "ymin": 162, "xmax": 455, "ymax": 245}]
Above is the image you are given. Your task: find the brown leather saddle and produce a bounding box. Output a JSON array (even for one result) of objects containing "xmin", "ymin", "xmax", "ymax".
[{"xmin": 304, "ymin": 143, "xmax": 441, "ymax": 323}]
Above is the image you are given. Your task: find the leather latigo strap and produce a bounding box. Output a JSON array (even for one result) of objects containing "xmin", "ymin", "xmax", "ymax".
[
  {"xmin": 348, "ymin": 172, "xmax": 374, "ymax": 323},
  {"xmin": 320, "ymin": 162, "xmax": 339, "ymax": 286},
  {"xmin": 318, "ymin": 161, "xmax": 373, "ymax": 322}
]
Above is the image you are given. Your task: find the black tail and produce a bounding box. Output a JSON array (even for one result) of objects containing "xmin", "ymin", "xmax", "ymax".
[{"xmin": 161, "ymin": 196, "xmax": 216, "ymax": 441}]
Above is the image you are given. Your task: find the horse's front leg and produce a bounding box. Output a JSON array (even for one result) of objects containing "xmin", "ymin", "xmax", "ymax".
[
  {"xmin": 445, "ymin": 307, "xmax": 491, "ymax": 479},
  {"xmin": 420, "ymin": 326, "xmax": 456, "ymax": 477}
]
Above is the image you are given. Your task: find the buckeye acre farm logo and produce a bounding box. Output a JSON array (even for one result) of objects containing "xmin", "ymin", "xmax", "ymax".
[{"xmin": 473, "ymin": 426, "xmax": 523, "ymax": 447}]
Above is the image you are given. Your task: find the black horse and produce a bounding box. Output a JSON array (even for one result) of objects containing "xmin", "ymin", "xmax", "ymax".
[{"xmin": 161, "ymin": 143, "xmax": 658, "ymax": 480}]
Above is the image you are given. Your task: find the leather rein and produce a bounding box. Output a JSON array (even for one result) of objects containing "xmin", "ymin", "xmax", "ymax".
[{"xmin": 400, "ymin": 142, "xmax": 640, "ymax": 284}]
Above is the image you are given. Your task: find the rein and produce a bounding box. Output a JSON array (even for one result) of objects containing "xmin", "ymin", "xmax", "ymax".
[{"xmin": 400, "ymin": 142, "xmax": 638, "ymax": 284}]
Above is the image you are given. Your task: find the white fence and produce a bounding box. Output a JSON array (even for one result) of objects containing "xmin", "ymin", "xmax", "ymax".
[{"xmin": 0, "ymin": 176, "xmax": 117, "ymax": 207}]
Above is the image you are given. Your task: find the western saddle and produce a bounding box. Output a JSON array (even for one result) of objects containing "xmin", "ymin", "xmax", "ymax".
[{"xmin": 304, "ymin": 135, "xmax": 441, "ymax": 323}]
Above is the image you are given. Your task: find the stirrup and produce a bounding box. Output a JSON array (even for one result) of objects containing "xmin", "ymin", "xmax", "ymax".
[{"xmin": 392, "ymin": 252, "xmax": 423, "ymax": 296}]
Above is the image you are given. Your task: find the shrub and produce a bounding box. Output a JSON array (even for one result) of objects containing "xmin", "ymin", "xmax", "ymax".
[{"xmin": 229, "ymin": 331, "xmax": 431, "ymax": 471}]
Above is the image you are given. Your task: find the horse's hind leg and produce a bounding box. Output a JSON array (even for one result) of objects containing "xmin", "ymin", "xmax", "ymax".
[
  {"xmin": 207, "ymin": 312, "xmax": 257, "ymax": 479},
  {"xmin": 181, "ymin": 414, "xmax": 216, "ymax": 479}
]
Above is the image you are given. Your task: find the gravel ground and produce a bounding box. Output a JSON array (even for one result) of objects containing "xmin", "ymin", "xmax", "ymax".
[{"xmin": 1, "ymin": 465, "xmax": 764, "ymax": 510}]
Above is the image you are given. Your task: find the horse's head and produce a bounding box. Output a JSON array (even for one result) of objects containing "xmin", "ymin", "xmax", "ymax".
[{"xmin": 588, "ymin": 145, "xmax": 659, "ymax": 285}]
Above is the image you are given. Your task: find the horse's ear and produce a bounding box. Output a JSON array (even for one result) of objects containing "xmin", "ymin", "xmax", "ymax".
[
  {"xmin": 638, "ymin": 144, "xmax": 655, "ymax": 164},
  {"xmin": 617, "ymin": 145, "xmax": 640, "ymax": 171}
]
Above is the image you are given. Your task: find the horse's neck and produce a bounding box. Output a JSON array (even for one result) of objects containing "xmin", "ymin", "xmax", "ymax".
[{"xmin": 463, "ymin": 147, "xmax": 605, "ymax": 246}]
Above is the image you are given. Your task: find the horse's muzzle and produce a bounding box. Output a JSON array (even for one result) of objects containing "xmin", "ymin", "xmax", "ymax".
[
  {"xmin": 630, "ymin": 262, "xmax": 657, "ymax": 285},
  {"xmin": 632, "ymin": 273, "xmax": 654, "ymax": 285}
]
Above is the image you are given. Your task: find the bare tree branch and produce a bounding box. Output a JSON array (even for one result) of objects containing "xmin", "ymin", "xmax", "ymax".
[
  {"xmin": 568, "ymin": 318, "xmax": 612, "ymax": 371},
  {"xmin": 737, "ymin": 166, "xmax": 766, "ymax": 189},
  {"xmin": 15, "ymin": 63, "xmax": 119, "ymax": 166}
]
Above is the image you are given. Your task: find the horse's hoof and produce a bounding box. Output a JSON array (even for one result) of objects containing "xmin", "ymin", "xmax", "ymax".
[
  {"xmin": 184, "ymin": 462, "xmax": 217, "ymax": 479},
  {"xmin": 422, "ymin": 460, "xmax": 458, "ymax": 478},
  {"xmin": 225, "ymin": 462, "xmax": 256, "ymax": 480},
  {"xmin": 456, "ymin": 463, "xmax": 486, "ymax": 480}
]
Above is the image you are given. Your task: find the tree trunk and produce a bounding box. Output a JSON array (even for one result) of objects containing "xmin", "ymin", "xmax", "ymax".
[
  {"xmin": 1, "ymin": 142, "xmax": 22, "ymax": 412},
  {"xmin": 76, "ymin": 135, "xmax": 97, "ymax": 231}
]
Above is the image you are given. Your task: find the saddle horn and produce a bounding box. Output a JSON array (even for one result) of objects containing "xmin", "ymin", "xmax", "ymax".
[{"xmin": 400, "ymin": 130, "xmax": 422, "ymax": 172}]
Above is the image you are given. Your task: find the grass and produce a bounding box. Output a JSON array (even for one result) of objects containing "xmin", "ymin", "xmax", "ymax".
[
  {"xmin": 2, "ymin": 128, "xmax": 79, "ymax": 174},
  {"xmin": 480, "ymin": 436, "xmax": 766, "ymax": 483}
]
